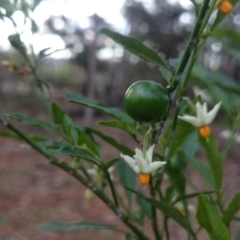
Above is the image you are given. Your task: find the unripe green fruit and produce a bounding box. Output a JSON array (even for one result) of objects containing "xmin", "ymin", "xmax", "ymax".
[{"xmin": 124, "ymin": 80, "xmax": 169, "ymax": 123}]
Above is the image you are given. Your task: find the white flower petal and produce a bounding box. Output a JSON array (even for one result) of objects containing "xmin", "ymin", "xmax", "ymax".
[
  {"xmin": 120, "ymin": 153, "xmax": 136, "ymax": 172},
  {"xmin": 178, "ymin": 115, "xmax": 201, "ymax": 127},
  {"xmin": 146, "ymin": 144, "xmax": 155, "ymax": 164},
  {"xmin": 147, "ymin": 161, "xmax": 166, "ymax": 173},
  {"xmin": 134, "ymin": 147, "xmax": 144, "ymax": 158},
  {"xmin": 202, "ymin": 102, "xmax": 208, "ymax": 117},
  {"xmin": 135, "ymin": 156, "xmax": 148, "ymax": 173},
  {"xmin": 196, "ymin": 102, "xmax": 205, "ymax": 125},
  {"xmin": 205, "ymin": 102, "xmax": 221, "ymax": 125}
]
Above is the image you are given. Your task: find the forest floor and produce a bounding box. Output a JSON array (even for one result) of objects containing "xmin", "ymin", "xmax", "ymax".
[{"xmin": 0, "ymin": 115, "xmax": 240, "ymax": 240}]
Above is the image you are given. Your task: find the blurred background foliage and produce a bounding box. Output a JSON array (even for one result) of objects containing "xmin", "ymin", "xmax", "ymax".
[{"xmin": 0, "ymin": 0, "xmax": 240, "ymax": 124}]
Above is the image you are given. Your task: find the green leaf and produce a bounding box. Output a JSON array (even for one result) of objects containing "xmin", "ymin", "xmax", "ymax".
[
  {"xmin": 183, "ymin": 152, "xmax": 214, "ymax": 187},
  {"xmin": 196, "ymin": 195, "xmax": 231, "ymax": 240},
  {"xmin": 10, "ymin": 113, "xmax": 59, "ymax": 133},
  {"xmin": 171, "ymin": 191, "xmax": 216, "ymax": 206},
  {"xmin": 118, "ymin": 159, "xmax": 136, "ymax": 206},
  {"xmin": 159, "ymin": 67, "xmax": 173, "ymax": 84},
  {"xmin": 0, "ymin": 130, "xmax": 20, "ymax": 139},
  {"xmin": 37, "ymin": 221, "xmax": 126, "ymax": 233},
  {"xmin": 48, "ymin": 145, "xmax": 100, "ymax": 165},
  {"xmin": 222, "ymin": 193, "xmax": 240, "ymax": 226},
  {"xmin": 51, "ymin": 102, "xmax": 67, "ymax": 125},
  {"xmin": 126, "ymin": 188, "xmax": 196, "ymax": 238},
  {"xmin": 166, "ymin": 162, "xmax": 186, "ymax": 195},
  {"xmin": 191, "ymin": 63, "xmax": 240, "ymax": 95},
  {"xmin": 8, "ymin": 34, "xmax": 27, "ymax": 59},
  {"xmin": 106, "ymin": 158, "xmax": 120, "ymax": 169},
  {"xmin": 98, "ymin": 120, "xmax": 136, "ymax": 138},
  {"xmin": 212, "ymin": 27, "xmax": 240, "ymax": 47},
  {"xmin": 32, "ymin": 0, "xmax": 42, "ymax": 10},
  {"xmin": 101, "ymin": 28, "xmax": 168, "ymax": 69},
  {"xmin": 73, "ymin": 126, "xmax": 101, "ymax": 159},
  {"xmin": 87, "ymin": 127, "xmax": 134, "ymax": 156},
  {"xmin": 199, "ymin": 135, "xmax": 223, "ymax": 189},
  {"xmin": 67, "ymin": 93, "xmax": 133, "ymax": 124},
  {"xmin": 136, "ymin": 194, "xmax": 152, "ymax": 219},
  {"xmin": 167, "ymin": 120, "xmax": 195, "ymax": 161},
  {"xmin": 125, "ymin": 233, "xmax": 136, "ymax": 240}
]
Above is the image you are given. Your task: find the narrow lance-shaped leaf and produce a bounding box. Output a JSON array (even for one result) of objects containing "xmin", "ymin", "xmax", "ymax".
[
  {"xmin": 183, "ymin": 152, "xmax": 214, "ymax": 187},
  {"xmin": 37, "ymin": 221, "xmax": 128, "ymax": 233},
  {"xmin": 87, "ymin": 127, "xmax": 134, "ymax": 156},
  {"xmin": 222, "ymin": 193, "xmax": 240, "ymax": 226},
  {"xmin": 196, "ymin": 194, "xmax": 231, "ymax": 240},
  {"xmin": 199, "ymin": 134, "xmax": 223, "ymax": 190},
  {"xmin": 136, "ymin": 194, "xmax": 152, "ymax": 219},
  {"xmin": 167, "ymin": 121, "xmax": 195, "ymax": 161},
  {"xmin": 118, "ymin": 159, "xmax": 136, "ymax": 208},
  {"xmin": 212, "ymin": 27, "xmax": 240, "ymax": 47},
  {"xmin": 10, "ymin": 113, "xmax": 59, "ymax": 133},
  {"xmin": 98, "ymin": 120, "xmax": 136, "ymax": 140},
  {"xmin": 100, "ymin": 28, "xmax": 169, "ymax": 69},
  {"xmin": 67, "ymin": 93, "xmax": 134, "ymax": 124}
]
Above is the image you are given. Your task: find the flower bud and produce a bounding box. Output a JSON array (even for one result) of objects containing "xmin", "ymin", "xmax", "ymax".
[{"xmin": 219, "ymin": 1, "xmax": 233, "ymax": 14}]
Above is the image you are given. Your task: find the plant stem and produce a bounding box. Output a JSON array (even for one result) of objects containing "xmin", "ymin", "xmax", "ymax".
[
  {"xmin": 149, "ymin": 178, "xmax": 161, "ymax": 240},
  {"xmin": 103, "ymin": 166, "xmax": 119, "ymax": 208},
  {"xmin": 169, "ymin": 0, "xmax": 211, "ymax": 97},
  {"xmin": 153, "ymin": 0, "xmax": 211, "ymax": 144},
  {"xmin": 3, "ymin": 118, "xmax": 149, "ymax": 240},
  {"xmin": 164, "ymin": 216, "xmax": 170, "ymax": 240}
]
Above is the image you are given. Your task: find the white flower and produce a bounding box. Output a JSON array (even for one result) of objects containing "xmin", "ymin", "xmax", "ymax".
[
  {"xmin": 120, "ymin": 145, "xmax": 166, "ymax": 184},
  {"xmin": 220, "ymin": 130, "xmax": 240, "ymax": 143},
  {"xmin": 178, "ymin": 102, "xmax": 221, "ymax": 128}
]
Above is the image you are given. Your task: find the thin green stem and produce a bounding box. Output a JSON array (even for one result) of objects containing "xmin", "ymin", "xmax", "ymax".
[
  {"xmin": 149, "ymin": 178, "xmax": 161, "ymax": 240},
  {"xmin": 164, "ymin": 216, "xmax": 170, "ymax": 240},
  {"xmin": 169, "ymin": 0, "xmax": 211, "ymax": 96},
  {"xmin": 178, "ymin": 47, "xmax": 197, "ymax": 97},
  {"xmin": 103, "ymin": 166, "xmax": 119, "ymax": 208}
]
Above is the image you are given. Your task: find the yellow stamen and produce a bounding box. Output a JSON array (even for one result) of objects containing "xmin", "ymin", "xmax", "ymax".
[
  {"xmin": 219, "ymin": 1, "xmax": 233, "ymax": 14},
  {"xmin": 139, "ymin": 173, "xmax": 150, "ymax": 185},
  {"xmin": 199, "ymin": 126, "xmax": 211, "ymax": 138}
]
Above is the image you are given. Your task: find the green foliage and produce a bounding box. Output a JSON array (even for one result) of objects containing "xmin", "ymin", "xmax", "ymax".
[
  {"xmin": 1, "ymin": 0, "xmax": 240, "ymax": 239},
  {"xmin": 10, "ymin": 113, "xmax": 59, "ymax": 133},
  {"xmin": 197, "ymin": 195, "xmax": 231, "ymax": 240},
  {"xmin": 222, "ymin": 193, "xmax": 240, "ymax": 226},
  {"xmin": 136, "ymin": 193, "xmax": 152, "ymax": 219},
  {"xmin": 37, "ymin": 221, "xmax": 127, "ymax": 233},
  {"xmin": 67, "ymin": 93, "xmax": 134, "ymax": 124},
  {"xmin": 127, "ymin": 188, "xmax": 196, "ymax": 238},
  {"xmin": 100, "ymin": 28, "xmax": 169, "ymax": 70},
  {"xmin": 199, "ymin": 135, "xmax": 223, "ymax": 190},
  {"xmin": 98, "ymin": 120, "xmax": 137, "ymax": 140},
  {"xmin": 118, "ymin": 158, "xmax": 136, "ymax": 207}
]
